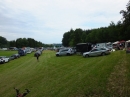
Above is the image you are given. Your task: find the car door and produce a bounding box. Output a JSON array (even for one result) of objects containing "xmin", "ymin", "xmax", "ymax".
[
  {"xmin": 60, "ymin": 49, "xmax": 67, "ymax": 55},
  {"xmin": 5, "ymin": 57, "xmax": 9, "ymax": 62},
  {"xmin": 3, "ymin": 57, "xmax": 7, "ymax": 62},
  {"xmin": 89, "ymin": 49, "xmax": 99, "ymax": 56}
]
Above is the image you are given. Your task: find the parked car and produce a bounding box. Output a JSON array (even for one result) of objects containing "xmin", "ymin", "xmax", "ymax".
[
  {"xmin": 11, "ymin": 54, "xmax": 20, "ymax": 59},
  {"xmin": 18, "ymin": 49, "xmax": 27, "ymax": 56},
  {"xmin": 0, "ymin": 56, "xmax": 10, "ymax": 63},
  {"xmin": 26, "ymin": 50, "xmax": 32, "ymax": 54},
  {"xmin": 8, "ymin": 56, "xmax": 15, "ymax": 61},
  {"xmin": 83, "ymin": 48, "xmax": 110, "ymax": 58},
  {"xmin": 56, "ymin": 48, "xmax": 74, "ymax": 56}
]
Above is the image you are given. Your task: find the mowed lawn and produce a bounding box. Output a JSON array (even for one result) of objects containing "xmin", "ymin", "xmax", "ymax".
[{"xmin": 0, "ymin": 50, "xmax": 130, "ymax": 97}]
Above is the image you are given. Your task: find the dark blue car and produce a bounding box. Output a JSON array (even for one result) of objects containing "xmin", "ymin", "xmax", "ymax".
[{"xmin": 18, "ymin": 49, "xmax": 27, "ymax": 56}]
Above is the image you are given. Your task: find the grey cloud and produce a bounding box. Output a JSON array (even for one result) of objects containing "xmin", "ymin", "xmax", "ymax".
[{"xmin": 0, "ymin": 0, "xmax": 128, "ymax": 43}]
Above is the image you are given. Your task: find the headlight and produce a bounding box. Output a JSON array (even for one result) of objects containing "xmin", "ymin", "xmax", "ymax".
[{"xmin": 83, "ymin": 53, "xmax": 86, "ymax": 56}]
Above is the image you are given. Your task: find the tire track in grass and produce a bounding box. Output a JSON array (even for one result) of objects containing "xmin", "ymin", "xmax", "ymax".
[
  {"xmin": 33, "ymin": 54, "xmax": 99, "ymax": 96},
  {"xmin": 50, "ymin": 56, "xmax": 108, "ymax": 97},
  {"xmin": 107, "ymin": 52, "xmax": 129, "ymax": 96}
]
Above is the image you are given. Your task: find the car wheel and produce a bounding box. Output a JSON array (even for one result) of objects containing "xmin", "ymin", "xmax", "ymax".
[
  {"xmin": 85, "ymin": 54, "xmax": 89, "ymax": 58},
  {"xmin": 102, "ymin": 52, "xmax": 105, "ymax": 56},
  {"xmin": 2, "ymin": 61, "xmax": 5, "ymax": 64},
  {"xmin": 56, "ymin": 54, "xmax": 59, "ymax": 57},
  {"xmin": 67, "ymin": 53, "xmax": 70, "ymax": 56}
]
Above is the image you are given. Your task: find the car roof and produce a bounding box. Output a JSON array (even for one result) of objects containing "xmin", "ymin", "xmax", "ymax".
[
  {"xmin": 60, "ymin": 48, "xmax": 71, "ymax": 50},
  {"xmin": 92, "ymin": 47, "xmax": 108, "ymax": 50}
]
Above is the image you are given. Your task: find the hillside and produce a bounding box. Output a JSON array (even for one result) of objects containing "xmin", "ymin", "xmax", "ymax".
[{"xmin": 0, "ymin": 50, "xmax": 130, "ymax": 97}]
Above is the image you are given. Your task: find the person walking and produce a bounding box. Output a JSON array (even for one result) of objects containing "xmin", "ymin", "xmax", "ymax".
[{"xmin": 36, "ymin": 53, "xmax": 40, "ymax": 61}]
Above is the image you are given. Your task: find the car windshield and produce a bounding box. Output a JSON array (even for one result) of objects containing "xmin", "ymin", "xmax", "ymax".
[{"xmin": 60, "ymin": 49, "xmax": 68, "ymax": 52}]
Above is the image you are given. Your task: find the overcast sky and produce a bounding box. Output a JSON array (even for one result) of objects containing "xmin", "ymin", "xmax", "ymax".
[{"xmin": 0, "ymin": 0, "xmax": 128, "ymax": 44}]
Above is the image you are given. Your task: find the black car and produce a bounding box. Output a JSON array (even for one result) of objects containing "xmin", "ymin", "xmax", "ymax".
[
  {"xmin": 8, "ymin": 56, "xmax": 15, "ymax": 60},
  {"xmin": 11, "ymin": 54, "xmax": 20, "ymax": 59}
]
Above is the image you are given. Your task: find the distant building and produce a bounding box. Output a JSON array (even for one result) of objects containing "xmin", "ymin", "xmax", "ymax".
[
  {"xmin": 53, "ymin": 43, "xmax": 63, "ymax": 47},
  {"xmin": 9, "ymin": 47, "xmax": 17, "ymax": 50}
]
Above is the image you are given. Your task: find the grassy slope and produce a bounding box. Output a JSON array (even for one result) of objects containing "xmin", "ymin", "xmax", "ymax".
[{"xmin": 0, "ymin": 50, "xmax": 130, "ymax": 97}]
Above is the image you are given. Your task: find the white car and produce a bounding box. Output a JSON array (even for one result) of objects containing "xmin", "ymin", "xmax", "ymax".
[{"xmin": 0, "ymin": 56, "xmax": 10, "ymax": 63}]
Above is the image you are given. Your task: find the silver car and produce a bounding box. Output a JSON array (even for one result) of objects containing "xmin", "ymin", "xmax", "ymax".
[
  {"xmin": 83, "ymin": 48, "xmax": 110, "ymax": 58},
  {"xmin": 56, "ymin": 48, "xmax": 74, "ymax": 56}
]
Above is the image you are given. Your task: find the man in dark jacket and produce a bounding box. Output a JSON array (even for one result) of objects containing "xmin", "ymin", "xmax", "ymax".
[
  {"xmin": 36, "ymin": 53, "xmax": 40, "ymax": 61},
  {"xmin": 34, "ymin": 53, "xmax": 40, "ymax": 61}
]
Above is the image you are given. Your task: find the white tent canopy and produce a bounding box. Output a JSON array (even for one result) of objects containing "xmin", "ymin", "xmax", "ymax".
[
  {"xmin": 126, "ymin": 40, "xmax": 130, "ymax": 42},
  {"xmin": 113, "ymin": 41, "xmax": 119, "ymax": 44}
]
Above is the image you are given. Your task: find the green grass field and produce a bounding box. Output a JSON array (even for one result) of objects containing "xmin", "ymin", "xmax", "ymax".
[{"xmin": 0, "ymin": 50, "xmax": 130, "ymax": 97}]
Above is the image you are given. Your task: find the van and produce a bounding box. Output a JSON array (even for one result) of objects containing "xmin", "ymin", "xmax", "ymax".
[{"xmin": 76, "ymin": 43, "xmax": 92, "ymax": 54}]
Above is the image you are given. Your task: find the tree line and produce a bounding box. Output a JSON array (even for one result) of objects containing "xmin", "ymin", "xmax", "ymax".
[
  {"xmin": 62, "ymin": 0, "xmax": 130, "ymax": 47},
  {"xmin": 0, "ymin": 37, "xmax": 52, "ymax": 48}
]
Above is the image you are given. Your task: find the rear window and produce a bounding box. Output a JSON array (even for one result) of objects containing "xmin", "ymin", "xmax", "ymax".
[
  {"xmin": 100, "ymin": 48, "xmax": 106, "ymax": 50},
  {"xmin": 61, "ymin": 49, "xmax": 68, "ymax": 52}
]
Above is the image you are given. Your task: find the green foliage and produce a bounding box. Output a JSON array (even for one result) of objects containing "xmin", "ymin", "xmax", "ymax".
[
  {"xmin": 0, "ymin": 36, "xmax": 8, "ymax": 48},
  {"xmin": 0, "ymin": 37, "xmax": 46, "ymax": 48},
  {"xmin": 120, "ymin": 0, "xmax": 130, "ymax": 28},
  {"xmin": 62, "ymin": 22, "xmax": 126, "ymax": 46},
  {"xmin": 72, "ymin": 28, "xmax": 83, "ymax": 46},
  {"xmin": 9, "ymin": 38, "xmax": 44, "ymax": 48},
  {"xmin": 9, "ymin": 40, "xmax": 16, "ymax": 47},
  {"xmin": 62, "ymin": 32, "xmax": 71, "ymax": 47}
]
